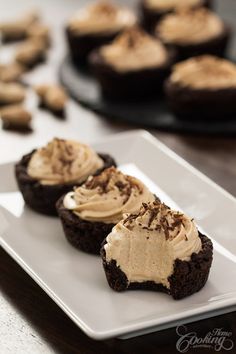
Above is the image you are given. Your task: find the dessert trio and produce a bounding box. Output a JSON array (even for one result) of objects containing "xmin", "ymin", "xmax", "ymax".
[{"xmin": 15, "ymin": 137, "xmax": 213, "ymax": 299}]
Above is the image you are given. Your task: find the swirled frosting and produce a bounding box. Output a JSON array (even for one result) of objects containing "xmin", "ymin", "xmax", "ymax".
[
  {"xmin": 27, "ymin": 138, "xmax": 104, "ymax": 185},
  {"xmin": 63, "ymin": 167, "xmax": 155, "ymax": 224},
  {"xmin": 68, "ymin": 1, "xmax": 136, "ymax": 35},
  {"xmin": 169, "ymin": 55, "xmax": 236, "ymax": 89},
  {"xmin": 105, "ymin": 201, "xmax": 202, "ymax": 288},
  {"xmin": 145, "ymin": 0, "xmax": 203, "ymax": 12},
  {"xmin": 156, "ymin": 8, "xmax": 224, "ymax": 45},
  {"xmin": 100, "ymin": 27, "xmax": 168, "ymax": 72}
]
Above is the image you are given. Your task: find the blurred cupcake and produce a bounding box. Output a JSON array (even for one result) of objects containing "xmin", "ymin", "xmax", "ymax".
[
  {"xmin": 140, "ymin": 0, "xmax": 212, "ymax": 31},
  {"xmin": 15, "ymin": 138, "xmax": 116, "ymax": 215},
  {"xmin": 89, "ymin": 26, "xmax": 175, "ymax": 99},
  {"xmin": 165, "ymin": 55, "xmax": 236, "ymax": 120},
  {"xmin": 56, "ymin": 167, "xmax": 156, "ymax": 254},
  {"xmin": 155, "ymin": 8, "xmax": 230, "ymax": 59},
  {"xmin": 66, "ymin": 0, "xmax": 136, "ymax": 64}
]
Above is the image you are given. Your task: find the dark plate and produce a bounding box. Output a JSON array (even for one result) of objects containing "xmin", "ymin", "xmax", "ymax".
[
  {"xmin": 59, "ymin": 0, "xmax": 236, "ymax": 136},
  {"xmin": 59, "ymin": 57, "xmax": 236, "ymax": 136}
]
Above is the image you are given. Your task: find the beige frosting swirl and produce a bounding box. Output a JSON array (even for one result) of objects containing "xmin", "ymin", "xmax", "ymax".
[
  {"xmin": 27, "ymin": 138, "xmax": 104, "ymax": 185},
  {"xmin": 170, "ymin": 55, "xmax": 236, "ymax": 89},
  {"xmin": 156, "ymin": 8, "xmax": 224, "ymax": 45},
  {"xmin": 63, "ymin": 167, "xmax": 155, "ymax": 224},
  {"xmin": 68, "ymin": 1, "xmax": 136, "ymax": 35},
  {"xmin": 105, "ymin": 201, "xmax": 202, "ymax": 288},
  {"xmin": 145, "ymin": 0, "xmax": 203, "ymax": 12},
  {"xmin": 100, "ymin": 27, "xmax": 168, "ymax": 72}
]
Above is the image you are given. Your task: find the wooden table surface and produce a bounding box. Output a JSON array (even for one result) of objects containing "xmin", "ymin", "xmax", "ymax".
[{"xmin": 0, "ymin": 0, "xmax": 236, "ymax": 353}]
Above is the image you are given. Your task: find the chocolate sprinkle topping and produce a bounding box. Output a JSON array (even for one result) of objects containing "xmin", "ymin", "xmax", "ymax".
[
  {"xmin": 84, "ymin": 167, "xmax": 142, "ymax": 199},
  {"xmin": 123, "ymin": 201, "xmax": 186, "ymax": 239}
]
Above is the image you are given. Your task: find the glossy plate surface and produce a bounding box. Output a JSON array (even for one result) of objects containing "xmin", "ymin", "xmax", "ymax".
[{"xmin": 0, "ymin": 130, "xmax": 236, "ymax": 339}]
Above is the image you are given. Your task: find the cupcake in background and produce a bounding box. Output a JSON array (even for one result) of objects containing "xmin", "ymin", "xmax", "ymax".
[
  {"xmin": 165, "ymin": 55, "xmax": 236, "ymax": 120},
  {"xmin": 155, "ymin": 8, "xmax": 230, "ymax": 60},
  {"xmin": 15, "ymin": 138, "xmax": 116, "ymax": 215},
  {"xmin": 89, "ymin": 26, "xmax": 175, "ymax": 100},
  {"xmin": 65, "ymin": 0, "xmax": 137, "ymax": 64}
]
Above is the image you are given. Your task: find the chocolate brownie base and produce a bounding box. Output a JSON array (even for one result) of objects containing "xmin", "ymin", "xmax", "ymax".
[
  {"xmin": 89, "ymin": 49, "xmax": 175, "ymax": 100},
  {"xmin": 140, "ymin": 0, "xmax": 212, "ymax": 32},
  {"xmin": 157, "ymin": 25, "xmax": 230, "ymax": 60},
  {"xmin": 66, "ymin": 27, "xmax": 119, "ymax": 65},
  {"xmin": 165, "ymin": 80, "xmax": 236, "ymax": 120},
  {"xmin": 101, "ymin": 233, "xmax": 213, "ymax": 299},
  {"xmin": 15, "ymin": 151, "xmax": 116, "ymax": 216},
  {"xmin": 56, "ymin": 196, "xmax": 115, "ymax": 254}
]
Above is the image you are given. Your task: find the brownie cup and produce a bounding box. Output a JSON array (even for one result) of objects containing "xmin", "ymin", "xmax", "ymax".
[
  {"xmin": 56, "ymin": 167, "xmax": 156, "ymax": 254},
  {"xmin": 65, "ymin": 0, "xmax": 136, "ymax": 64},
  {"xmin": 165, "ymin": 55, "xmax": 236, "ymax": 120},
  {"xmin": 140, "ymin": 0, "xmax": 212, "ymax": 32},
  {"xmin": 101, "ymin": 201, "xmax": 213, "ymax": 299},
  {"xmin": 89, "ymin": 27, "xmax": 175, "ymax": 100},
  {"xmin": 15, "ymin": 138, "xmax": 116, "ymax": 216},
  {"xmin": 155, "ymin": 8, "xmax": 230, "ymax": 60}
]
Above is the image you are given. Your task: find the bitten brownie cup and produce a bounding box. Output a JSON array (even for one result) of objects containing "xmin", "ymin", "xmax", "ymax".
[
  {"xmin": 15, "ymin": 138, "xmax": 116, "ymax": 216},
  {"xmin": 89, "ymin": 27, "xmax": 175, "ymax": 100},
  {"xmin": 165, "ymin": 55, "xmax": 236, "ymax": 120},
  {"xmin": 101, "ymin": 201, "xmax": 213, "ymax": 300},
  {"xmin": 65, "ymin": 0, "xmax": 136, "ymax": 64},
  {"xmin": 140, "ymin": 0, "xmax": 212, "ymax": 32},
  {"xmin": 155, "ymin": 8, "xmax": 230, "ymax": 60},
  {"xmin": 56, "ymin": 167, "xmax": 156, "ymax": 254}
]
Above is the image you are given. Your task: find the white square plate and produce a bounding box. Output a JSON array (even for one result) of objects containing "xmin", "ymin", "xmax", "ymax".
[{"xmin": 0, "ymin": 130, "xmax": 236, "ymax": 340}]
